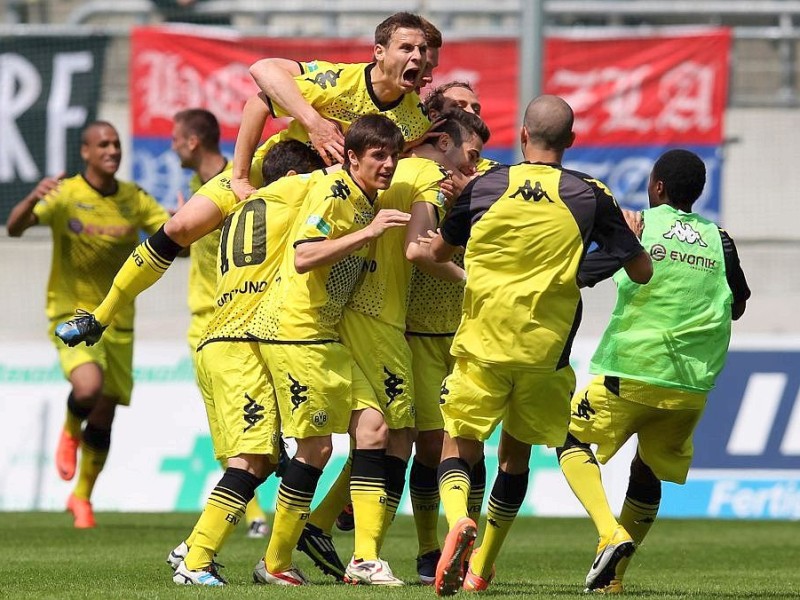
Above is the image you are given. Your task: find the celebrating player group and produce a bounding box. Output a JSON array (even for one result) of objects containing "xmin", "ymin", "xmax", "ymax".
[{"xmin": 8, "ymin": 9, "xmax": 749, "ymax": 597}]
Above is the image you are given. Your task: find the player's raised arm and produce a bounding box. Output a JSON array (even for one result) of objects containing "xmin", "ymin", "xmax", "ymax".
[
  {"xmin": 249, "ymin": 57, "xmax": 344, "ymax": 165},
  {"xmin": 231, "ymin": 93, "xmax": 271, "ymax": 201},
  {"xmin": 6, "ymin": 174, "xmax": 63, "ymax": 237}
]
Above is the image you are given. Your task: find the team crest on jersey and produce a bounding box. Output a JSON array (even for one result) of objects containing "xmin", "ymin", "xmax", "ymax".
[
  {"xmin": 663, "ymin": 221, "xmax": 708, "ymax": 247},
  {"xmin": 306, "ymin": 215, "xmax": 331, "ymax": 235},
  {"xmin": 311, "ymin": 410, "xmax": 328, "ymax": 427},
  {"xmin": 306, "ymin": 68, "xmax": 344, "ymax": 90},
  {"xmin": 510, "ymin": 179, "xmax": 553, "ymax": 203},
  {"xmin": 324, "ymin": 179, "xmax": 351, "ymax": 201},
  {"xmin": 218, "ymin": 177, "xmax": 232, "ymax": 190}
]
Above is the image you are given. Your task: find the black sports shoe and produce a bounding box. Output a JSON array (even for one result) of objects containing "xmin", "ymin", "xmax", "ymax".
[
  {"xmin": 335, "ymin": 503, "xmax": 354, "ymax": 532},
  {"xmin": 55, "ymin": 309, "xmax": 106, "ymax": 347},
  {"xmin": 296, "ymin": 523, "xmax": 346, "ymax": 581},
  {"xmin": 416, "ymin": 548, "xmax": 441, "ymax": 585}
]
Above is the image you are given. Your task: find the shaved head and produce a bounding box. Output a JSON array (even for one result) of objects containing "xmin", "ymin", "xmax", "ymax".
[{"xmin": 523, "ymin": 95, "xmax": 574, "ymax": 150}]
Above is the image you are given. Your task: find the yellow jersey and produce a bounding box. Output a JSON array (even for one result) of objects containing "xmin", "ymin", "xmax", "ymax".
[
  {"xmin": 186, "ymin": 162, "xmax": 232, "ymax": 318},
  {"xmin": 346, "ymin": 157, "xmax": 447, "ymax": 330},
  {"xmin": 198, "ymin": 170, "xmax": 327, "ymax": 347},
  {"xmin": 251, "ymin": 60, "xmax": 431, "ymax": 186},
  {"xmin": 33, "ymin": 174, "xmax": 168, "ymax": 330},
  {"xmin": 250, "ymin": 170, "xmax": 376, "ymax": 342},
  {"xmin": 441, "ymin": 162, "xmax": 643, "ymax": 370}
]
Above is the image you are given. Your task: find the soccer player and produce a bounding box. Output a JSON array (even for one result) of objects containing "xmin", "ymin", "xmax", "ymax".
[
  {"xmin": 428, "ymin": 95, "xmax": 653, "ymax": 596},
  {"xmin": 296, "ymin": 109, "xmax": 488, "ymax": 584},
  {"xmin": 170, "ymin": 143, "xmax": 327, "ymax": 587},
  {"xmin": 243, "ymin": 115, "xmax": 408, "ymax": 586},
  {"xmin": 557, "ymin": 149, "xmax": 750, "ymax": 594},
  {"xmin": 172, "ymin": 108, "xmax": 273, "ymax": 538},
  {"xmin": 6, "ymin": 121, "xmax": 169, "ymax": 528},
  {"xmin": 230, "ymin": 11, "xmax": 432, "ymax": 200}
]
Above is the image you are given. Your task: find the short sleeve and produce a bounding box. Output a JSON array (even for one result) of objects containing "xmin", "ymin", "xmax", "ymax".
[
  {"xmin": 137, "ymin": 187, "xmax": 170, "ymax": 235},
  {"xmin": 293, "ymin": 178, "xmax": 354, "ymax": 245},
  {"xmin": 589, "ymin": 182, "xmax": 643, "ymax": 265}
]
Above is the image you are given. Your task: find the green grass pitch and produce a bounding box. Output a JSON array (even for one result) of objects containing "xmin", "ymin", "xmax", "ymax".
[{"xmin": 3, "ymin": 513, "xmax": 799, "ymax": 598}]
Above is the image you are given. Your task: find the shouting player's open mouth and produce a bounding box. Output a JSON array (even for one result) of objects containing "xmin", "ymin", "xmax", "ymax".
[{"xmin": 401, "ymin": 67, "xmax": 421, "ymax": 89}]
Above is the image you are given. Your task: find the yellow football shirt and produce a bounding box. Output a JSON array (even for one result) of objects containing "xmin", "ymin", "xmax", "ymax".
[
  {"xmin": 346, "ymin": 156, "xmax": 447, "ymax": 330},
  {"xmin": 186, "ymin": 161, "xmax": 232, "ymax": 318},
  {"xmin": 250, "ymin": 170, "xmax": 376, "ymax": 342},
  {"xmin": 198, "ymin": 170, "xmax": 327, "ymax": 347},
  {"xmin": 251, "ymin": 61, "xmax": 431, "ymax": 186},
  {"xmin": 33, "ymin": 174, "xmax": 168, "ymax": 330},
  {"xmin": 441, "ymin": 162, "xmax": 643, "ymax": 370}
]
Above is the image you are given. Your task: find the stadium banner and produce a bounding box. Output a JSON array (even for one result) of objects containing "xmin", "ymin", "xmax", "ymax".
[
  {"xmin": 131, "ymin": 26, "xmax": 730, "ymax": 221},
  {"xmin": 0, "ymin": 36, "xmax": 109, "ymax": 223},
  {"xmin": 2, "ymin": 338, "xmax": 799, "ymax": 520}
]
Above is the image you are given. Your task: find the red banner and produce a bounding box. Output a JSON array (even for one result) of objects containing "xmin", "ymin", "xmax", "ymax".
[
  {"xmin": 130, "ymin": 27, "xmax": 518, "ymax": 145},
  {"xmin": 544, "ymin": 30, "xmax": 731, "ymax": 146}
]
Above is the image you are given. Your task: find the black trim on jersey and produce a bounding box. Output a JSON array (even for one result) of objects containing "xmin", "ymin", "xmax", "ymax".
[
  {"xmin": 199, "ymin": 155, "xmax": 230, "ymax": 185},
  {"xmin": 440, "ymin": 165, "xmax": 508, "ymax": 248},
  {"xmin": 556, "ymin": 297, "xmax": 583, "ymax": 370},
  {"xmin": 243, "ymin": 332, "xmax": 337, "ymax": 345},
  {"xmin": 196, "ymin": 336, "xmax": 253, "ymax": 352},
  {"xmin": 364, "ymin": 63, "xmax": 404, "ymax": 111},
  {"xmin": 265, "ymin": 95, "xmax": 277, "ymax": 120},
  {"xmin": 293, "ymin": 236, "xmax": 326, "ymax": 248},
  {"xmin": 405, "ymin": 331, "xmax": 456, "ymax": 337},
  {"xmin": 80, "ymin": 173, "xmax": 119, "ymax": 197},
  {"xmin": 719, "ymin": 228, "xmax": 751, "ymax": 304},
  {"xmin": 297, "ymin": 60, "xmax": 307, "ymax": 75}
]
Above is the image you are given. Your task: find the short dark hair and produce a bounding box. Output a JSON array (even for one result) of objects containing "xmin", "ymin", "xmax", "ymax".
[
  {"xmin": 423, "ymin": 81, "xmax": 476, "ymax": 116},
  {"xmin": 261, "ymin": 140, "xmax": 325, "ymax": 186},
  {"xmin": 652, "ymin": 149, "xmax": 706, "ymax": 206},
  {"xmin": 374, "ymin": 12, "xmax": 425, "ymax": 46},
  {"xmin": 343, "ymin": 114, "xmax": 404, "ymax": 168},
  {"xmin": 174, "ymin": 109, "xmax": 221, "ymax": 151},
  {"xmin": 81, "ymin": 120, "xmax": 117, "ymax": 144},
  {"xmin": 426, "ymin": 108, "xmax": 490, "ymax": 147},
  {"xmin": 420, "ymin": 16, "xmax": 442, "ymax": 49}
]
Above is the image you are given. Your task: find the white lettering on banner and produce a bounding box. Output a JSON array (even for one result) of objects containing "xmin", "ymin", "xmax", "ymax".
[
  {"xmin": 656, "ymin": 62, "xmax": 715, "ymax": 133},
  {"xmin": 780, "ymin": 387, "xmax": 800, "ymax": 454},
  {"xmin": 727, "ymin": 374, "xmax": 786, "ymax": 456},
  {"xmin": 708, "ymin": 481, "xmax": 800, "ymax": 519},
  {"xmin": 0, "ymin": 53, "xmax": 42, "ymax": 181},
  {"xmin": 551, "ymin": 62, "xmax": 716, "ymax": 136},
  {"xmin": 47, "ymin": 52, "xmax": 92, "ymax": 175},
  {"xmin": 135, "ymin": 51, "xmax": 255, "ymax": 129}
]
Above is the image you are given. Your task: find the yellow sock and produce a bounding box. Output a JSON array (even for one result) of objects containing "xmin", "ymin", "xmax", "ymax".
[
  {"xmin": 438, "ymin": 458, "xmax": 471, "ymax": 528},
  {"xmin": 72, "ymin": 442, "xmax": 107, "ymax": 501},
  {"xmin": 245, "ymin": 497, "xmax": 266, "ymax": 524},
  {"xmin": 616, "ymin": 496, "xmax": 659, "ymax": 579},
  {"xmin": 94, "ymin": 235, "xmax": 175, "ymax": 325},
  {"xmin": 64, "ymin": 411, "xmax": 83, "ymax": 439},
  {"xmin": 471, "ymin": 469, "xmax": 527, "ymax": 579},
  {"xmin": 184, "ymin": 468, "xmax": 259, "ymax": 570},
  {"xmin": 350, "ymin": 449, "xmax": 386, "ymax": 562},
  {"xmin": 309, "ymin": 458, "xmax": 351, "ymax": 532},
  {"xmin": 410, "ymin": 459, "xmax": 440, "ymax": 555},
  {"xmin": 265, "ymin": 459, "xmax": 322, "ymax": 573},
  {"xmin": 559, "ymin": 446, "xmax": 618, "ymax": 539}
]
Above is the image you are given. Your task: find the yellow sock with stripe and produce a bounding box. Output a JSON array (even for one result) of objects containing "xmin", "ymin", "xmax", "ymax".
[
  {"xmin": 350, "ymin": 449, "xmax": 386, "ymax": 562},
  {"xmin": 471, "ymin": 468, "xmax": 528, "ymax": 579},
  {"xmin": 468, "ymin": 457, "xmax": 487, "ymax": 525},
  {"xmin": 410, "ymin": 458, "xmax": 441, "ymax": 555},
  {"xmin": 72, "ymin": 424, "xmax": 110, "ymax": 501},
  {"xmin": 184, "ymin": 467, "xmax": 263, "ymax": 570},
  {"xmin": 559, "ymin": 445, "xmax": 618, "ymax": 539},
  {"xmin": 64, "ymin": 393, "xmax": 91, "ymax": 438},
  {"xmin": 94, "ymin": 226, "xmax": 182, "ymax": 325},
  {"xmin": 265, "ymin": 458, "xmax": 322, "ymax": 573},
  {"xmin": 309, "ymin": 457, "xmax": 351, "ymax": 532},
  {"xmin": 616, "ymin": 496, "xmax": 660, "ymax": 579},
  {"xmin": 437, "ymin": 457, "xmax": 472, "ymax": 528},
  {"xmin": 377, "ymin": 455, "xmax": 407, "ymax": 550}
]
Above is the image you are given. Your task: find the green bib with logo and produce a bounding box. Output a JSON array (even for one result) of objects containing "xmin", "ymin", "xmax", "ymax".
[{"xmin": 590, "ymin": 204, "xmax": 733, "ymax": 392}]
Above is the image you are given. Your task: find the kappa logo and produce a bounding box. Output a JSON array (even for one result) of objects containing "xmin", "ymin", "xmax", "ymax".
[
  {"xmin": 383, "ymin": 367, "xmax": 404, "ymax": 407},
  {"xmin": 663, "ymin": 220, "xmax": 708, "ymax": 247},
  {"xmin": 306, "ymin": 68, "xmax": 344, "ymax": 90},
  {"xmin": 572, "ymin": 392, "xmax": 596, "ymax": 420},
  {"xmin": 325, "ymin": 179, "xmax": 351, "ymax": 201},
  {"xmin": 510, "ymin": 179, "xmax": 553, "ymax": 203},
  {"xmin": 288, "ymin": 373, "xmax": 308, "ymax": 412},
  {"xmin": 242, "ymin": 393, "xmax": 265, "ymax": 432}
]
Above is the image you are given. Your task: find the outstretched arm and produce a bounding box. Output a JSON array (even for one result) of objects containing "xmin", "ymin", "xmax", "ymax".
[{"xmin": 6, "ymin": 174, "xmax": 63, "ymax": 236}]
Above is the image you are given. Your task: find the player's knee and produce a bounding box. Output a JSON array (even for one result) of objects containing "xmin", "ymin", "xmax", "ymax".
[
  {"xmin": 351, "ymin": 408, "xmax": 388, "ymax": 449},
  {"xmin": 627, "ymin": 452, "xmax": 661, "ymax": 504},
  {"xmin": 555, "ymin": 432, "xmax": 590, "ymax": 460},
  {"xmin": 295, "ymin": 436, "xmax": 333, "ymax": 469},
  {"xmin": 415, "ymin": 429, "xmax": 444, "ymax": 466}
]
